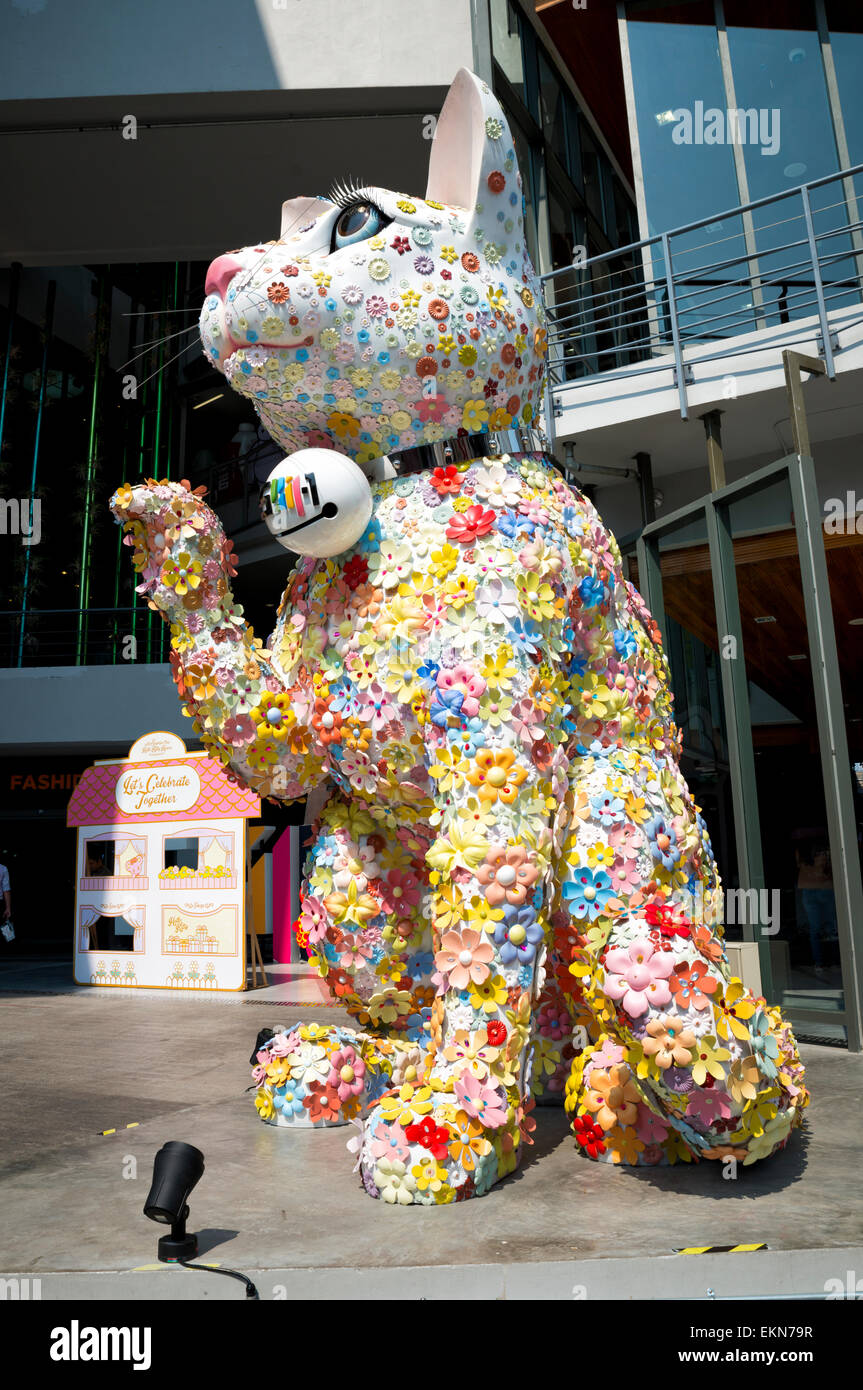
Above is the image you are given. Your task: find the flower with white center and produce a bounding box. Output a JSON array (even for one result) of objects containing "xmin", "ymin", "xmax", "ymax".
[{"xmin": 475, "ymin": 576, "xmax": 519, "ymax": 627}]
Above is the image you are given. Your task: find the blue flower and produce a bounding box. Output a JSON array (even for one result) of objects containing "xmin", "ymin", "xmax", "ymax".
[
  {"xmin": 579, "ymin": 574, "xmax": 605, "ymax": 608},
  {"xmin": 749, "ymin": 1010, "xmax": 779, "ymax": 1079},
  {"xmin": 509, "ymin": 617, "xmax": 542, "ymax": 656},
  {"xmin": 590, "ymin": 792, "xmax": 625, "ymax": 827},
  {"xmin": 561, "ymin": 867, "xmax": 616, "ymax": 921},
  {"xmin": 643, "ymin": 814, "xmax": 681, "ymax": 870},
  {"xmin": 492, "ymin": 914, "xmax": 544, "ymax": 965},
  {"xmin": 273, "ymin": 1080, "xmax": 307, "ymax": 1118},
  {"xmin": 613, "ymin": 628, "xmax": 638, "ymax": 660},
  {"xmin": 430, "ymin": 687, "xmax": 464, "ymax": 727},
  {"xmin": 417, "ymin": 659, "xmax": 440, "ymax": 685}
]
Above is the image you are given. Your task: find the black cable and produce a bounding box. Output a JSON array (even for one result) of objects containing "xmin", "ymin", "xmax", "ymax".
[{"xmin": 179, "ymin": 1259, "xmax": 259, "ymax": 1299}]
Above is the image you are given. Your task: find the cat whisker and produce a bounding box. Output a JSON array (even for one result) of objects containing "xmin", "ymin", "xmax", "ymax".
[
  {"xmin": 122, "ymin": 307, "xmax": 203, "ymax": 317},
  {"xmin": 135, "ymin": 338, "xmax": 201, "ymax": 390},
  {"xmin": 119, "ymin": 324, "xmax": 200, "ymax": 370}
]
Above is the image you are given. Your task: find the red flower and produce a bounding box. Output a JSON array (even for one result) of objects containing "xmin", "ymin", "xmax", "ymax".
[
  {"xmin": 572, "ymin": 1114, "xmax": 606, "ymax": 1159},
  {"xmin": 311, "ymin": 697, "xmax": 343, "ymax": 746},
  {"xmin": 405, "ymin": 1114, "xmax": 450, "ymax": 1160},
  {"xmin": 668, "ymin": 959, "xmax": 719, "ymax": 1011},
  {"xmin": 429, "ymin": 464, "xmax": 461, "ymax": 495},
  {"xmin": 303, "ymin": 1081, "xmax": 341, "ymax": 1124},
  {"xmin": 343, "ymin": 554, "xmax": 368, "ymax": 589},
  {"xmin": 446, "ymin": 504, "xmax": 496, "ymax": 545},
  {"xmin": 280, "ymin": 264, "xmax": 299, "ymax": 277},
  {"xmin": 391, "ymin": 236, "xmax": 411, "ymax": 255},
  {"xmin": 487, "ymin": 1020, "xmax": 507, "ymax": 1047}
]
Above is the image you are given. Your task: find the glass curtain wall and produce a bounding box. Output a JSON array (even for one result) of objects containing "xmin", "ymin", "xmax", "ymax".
[
  {"xmin": 623, "ymin": 0, "xmax": 863, "ymax": 336},
  {"xmin": 489, "ymin": 0, "xmax": 640, "ymax": 382},
  {"xmin": 0, "ymin": 261, "xmax": 258, "ymax": 668}
]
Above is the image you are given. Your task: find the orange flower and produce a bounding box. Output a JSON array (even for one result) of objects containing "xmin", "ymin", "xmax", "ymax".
[{"xmin": 465, "ymin": 748, "xmax": 527, "ymax": 804}]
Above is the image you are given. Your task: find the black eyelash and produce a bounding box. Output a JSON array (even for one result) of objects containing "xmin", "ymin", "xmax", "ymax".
[{"xmin": 327, "ymin": 177, "xmax": 377, "ymax": 210}]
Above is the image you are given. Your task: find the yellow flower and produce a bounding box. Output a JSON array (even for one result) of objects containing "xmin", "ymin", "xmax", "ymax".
[
  {"xmin": 462, "ymin": 398, "xmax": 489, "ymax": 430},
  {"xmin": 715, "ymin": 979, "xmax": 757, "ymax": 1041},
  {"xmin": 466, "ymin": 896, "xmax": 504, "ymax": 933},
  {"xmin": 367, "ymin": 988, "xmax": 414, "ymax": 1025},
  {"xmin": 412, "ymin": 1156, "xmax": 449, "ymax": 1194},
  {"xmin": 429, "ymin": 543, "xmax": 460, "ymax": 580},
  {"xmin": 428, "ymin": 744, "xmax": 468, "ymax": 793},
  {"xmin": 586, "ymin": 842, "xmax": 615, "ymax": 870},
  {"xmin": 516, "ymin": 569, "xmax": 557, "ymax": 620},
  {"xmin": 441, "ymin": 575, "xmax": 476, "ymax": 610},
  {"xmin": 254, "ymin": 1089, "xmax": 275, "ymax": 1121},
  {"xmin": 324, "ymin": 877, "xmax": 379, "ymax": 927},
  {"xmin": 161, "ymin": 551, "xmax": 202, "ymax": 596},
  {"xmin": 689, "ymin": 1035, "xmax": 731, "ymax": 1085},
  {"xmin": 469, "ymin": 972, "xmax": 508, "ymax": 1014},
  {"xmin": 426, "ymin": 822, "xmax": 488, "ymax": 876},
  {"xmin": 480, "ymin": 645, "xmax": 517, "ymax": 690},
  {"xmin": 377, "ymin": 1083, "xmax": 434, "ymax": 1127}
]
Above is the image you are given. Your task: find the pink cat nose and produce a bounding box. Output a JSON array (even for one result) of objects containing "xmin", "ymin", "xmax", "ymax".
[{"xmin": 205, "ymin": 253, "xmax": 244, "ymax": 301}]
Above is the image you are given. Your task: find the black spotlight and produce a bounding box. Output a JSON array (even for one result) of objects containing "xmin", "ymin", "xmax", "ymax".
[{"xmin": 143, "ymin": 1141, "xmax": 205, "ymax": 1262}]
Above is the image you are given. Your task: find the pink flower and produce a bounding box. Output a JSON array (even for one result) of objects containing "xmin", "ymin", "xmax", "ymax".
[
  {"xmin": 435, "ymin": 663, "xmax": 486, "ymax": 718},
  {"xmin": 223, "ymin": 713, "xmax": 255, "ymax": 747},
  {"xmin": 454, "ymin": 1071, "xmax": 508, "ymax": 1129},
  {"xmin": 603, "ymin": 939, "xmax": 675, "ymax": 1017},
  {"xmin": 434, "ymin": 927, "xmax": 494, "ymax": 990},
  {"xmin": 369, "ymin": 1121, "xmax": 410, "ymax": 1162},
  {"xmin": 636, "ymin": 1108, "xmax": 671, "ymax": 1145},
  {"xmin": 327, "ymin": 1046, "xmax": 366, "ymax": 1101},
  {"xmin": 686, "ymin": 1088, "xmax": 733, "ymax": 1126},
  {"xmin": 510, "ymin": 697, "xmax": 545, "ymax": 748},
  {"xmin": 268, "ymin": 1031, "xmax": 300, "ymax": 1057},
  {"xmin": 476, "ymin": 843, "xmax": 539, "ymax": 907},
  {"xmin": 299, "ymin": 896, "xmax": 329, "ymax": 945},
  {"xmin": 378, "ymin": 869, "xmax": 422, "ymax": 913}
]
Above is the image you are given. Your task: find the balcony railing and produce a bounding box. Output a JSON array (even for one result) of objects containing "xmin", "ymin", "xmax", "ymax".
[
  {"xmin": 1, "ymin": 606, "xmax": 169, "ymax": 669},
  {"xmin": 541, "ymin": 163, "xmax": 863, "ymax": 420}
]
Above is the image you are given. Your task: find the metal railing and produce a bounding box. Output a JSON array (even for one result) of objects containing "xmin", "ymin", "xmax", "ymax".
[
  {"xmin": 1, "ymin": 607, "xmax": 169, "ymax": 669},
  {"xmin": 541, "ymin": 163, "xmax": 863, "ymax": 420}
]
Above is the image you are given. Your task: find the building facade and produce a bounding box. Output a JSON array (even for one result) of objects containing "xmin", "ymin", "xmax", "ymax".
[{"xmin": 0, "ymin": 0, "xmax": 635, "ymax": 946}]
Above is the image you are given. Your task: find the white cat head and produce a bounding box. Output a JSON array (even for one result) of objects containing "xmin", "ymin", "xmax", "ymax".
[{"xmin": 199, "ymin": 69, "xmax": 547, "ymax": 464}]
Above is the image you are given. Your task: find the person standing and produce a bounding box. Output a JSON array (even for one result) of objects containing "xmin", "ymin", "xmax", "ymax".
[{"xmin": 0, "ymin": 861, "xmax": 11, "ymax": 943}]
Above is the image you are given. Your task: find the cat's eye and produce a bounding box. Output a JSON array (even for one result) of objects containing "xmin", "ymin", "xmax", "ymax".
[{"xmin": 331, "ymin": 201, "xmax": 390, "ymax": 251}]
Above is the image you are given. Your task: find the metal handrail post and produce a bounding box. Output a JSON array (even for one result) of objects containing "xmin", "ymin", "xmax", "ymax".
[
  {"xmin": 661, "ymin": 231, "xmax": 689, "ymax": 420},
  {"xmin": 800, "ymin": 184, "xmax": 837, "ymax": 379}
]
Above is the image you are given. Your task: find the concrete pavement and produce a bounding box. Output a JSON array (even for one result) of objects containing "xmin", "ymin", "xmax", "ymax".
[{"xmin": 1, "ymin": 954, "xmax": 861, "ymax": 1300}]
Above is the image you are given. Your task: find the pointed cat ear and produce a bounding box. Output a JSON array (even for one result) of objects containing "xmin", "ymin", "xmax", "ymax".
[{"xmin": 426, "ymin": 68, "xmax": 511, "ymax": 211}]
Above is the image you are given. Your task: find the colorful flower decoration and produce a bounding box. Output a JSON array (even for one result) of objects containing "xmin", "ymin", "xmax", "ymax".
[{"xmin": 111, "ymin": 69, "xmax": 808, "ymax": 1202}]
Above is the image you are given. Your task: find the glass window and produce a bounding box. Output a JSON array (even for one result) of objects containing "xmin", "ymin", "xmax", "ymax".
[
  {"xmin": 725, "ymin": 8, "xmax": 854, "ymax": 321},
  {"xmin": 489, "ymin": 0, "xmax": 525, "ymax": 106},
  {"xmin": 164, "ymin": 837, "xmax": 199, "ymax": 872},
  {"xmin": 727, "ymin": 476, "xmax": 845, "ymax": 1037},
  {"xmin": 538, "ymin": 52, "xmax": 568, "ymax": 171},
  {"xmin": 625, "ymin": 5, "xmax": 742, "ymax": 237},
  {"xmin": 578, "ymin": 120, "xmax": 605, "ymax": 227}
]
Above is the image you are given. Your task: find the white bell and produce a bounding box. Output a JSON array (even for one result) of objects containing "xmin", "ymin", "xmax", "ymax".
[{"xmin": 260, "ymin": 448, "xmax": 374, "ymax": 558}]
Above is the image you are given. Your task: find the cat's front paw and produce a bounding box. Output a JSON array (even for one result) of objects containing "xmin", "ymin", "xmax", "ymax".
[{"xmin": 359, "ymin": 1079, "xmax": 525, "ymax": 1203}]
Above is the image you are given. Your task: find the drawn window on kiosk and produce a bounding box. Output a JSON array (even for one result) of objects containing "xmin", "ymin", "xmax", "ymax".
[
  {"xmin": 161, "ymin": 830, "xmax": 235, "ymax": 885},
  {"xmin": 79, "ymin": 904, "xmax": 144, "ymax": 953},
  {"xmin": 82, "ymin": 835, "xmax": 146, "ymax": 886}
]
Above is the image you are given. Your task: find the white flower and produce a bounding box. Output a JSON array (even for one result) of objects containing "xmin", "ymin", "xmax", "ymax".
[
  {"xmin": 474, "ymin": 464, "xmax": 521, "ymax": 509},
  {"xmin": 475, "ymin": 576, "xmax": 519, "ymax": 627},
  {"xmin": 373, "ymin": 1158, "xmax": 417, "ymax": 1205}
]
